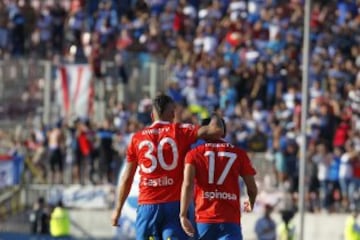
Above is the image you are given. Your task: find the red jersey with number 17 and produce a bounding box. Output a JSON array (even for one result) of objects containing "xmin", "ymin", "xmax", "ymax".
[
  {"xmin": 185, "ymin": 140, "xmax": 256, "ymax": 224},
  {"xmin": 127, "ymin": 121, "xmax": 199, "ymax": 204}
]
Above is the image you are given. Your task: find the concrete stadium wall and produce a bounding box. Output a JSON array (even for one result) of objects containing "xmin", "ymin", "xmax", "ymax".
[
  {"xmin": 68, "ymin": 210, "xmax": 347, "ymax": 240},
  {"xmin": 1, "ymin": 208, "xmax": 348, "ymax": 239}
]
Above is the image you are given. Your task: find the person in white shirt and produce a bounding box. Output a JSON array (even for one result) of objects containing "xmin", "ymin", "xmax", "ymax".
[
  {"xmin": 312, "ymin": 143, "xmax": 332, "ymax": 211},
  {"xmin": 339, "ymin": 140, "xmax": 355, "ymax": 210}
]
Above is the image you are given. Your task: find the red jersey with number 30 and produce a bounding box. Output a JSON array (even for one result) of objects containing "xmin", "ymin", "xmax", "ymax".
[
  {"xmin": 127, "ymin": 121, "xmax": 199, "ymax": 204},
  {"xmin": 185, "ymin": 140, "xmax": 256, "ymax": 224}
]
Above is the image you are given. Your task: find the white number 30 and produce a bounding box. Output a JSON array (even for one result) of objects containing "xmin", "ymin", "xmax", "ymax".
[{"xmin": 139, "ymin": 137, "xmax": 179, "ymax": 173}]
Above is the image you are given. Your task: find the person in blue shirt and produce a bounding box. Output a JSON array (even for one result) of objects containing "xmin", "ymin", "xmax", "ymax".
[
  {"xmin": 327, "ymin": 146, "xmax": 342, "ymax": 211},
  {"xmin": 255, "ymin": 204, "xmax": 276, "ymax": 240},
  {"xmin": 97, "ymin": 119, "xmax": 115, "ymax": 184}
]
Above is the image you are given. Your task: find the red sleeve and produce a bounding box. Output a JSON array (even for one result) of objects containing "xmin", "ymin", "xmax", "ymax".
[
  {"xmin": 126, "ymin": 134, "xmax": 137, "ymax": 163},
  {"xmin": 78, "ymin": 134, "xmax": 91, "ymax": 156},
  {"xmin": 177, "ymin": 123, "xmax": 200, "ymax": 146},
  {"xmin": 238, "ymin": 150, "xmax": 256, "ymax": 176},
  {"xmin": 185, "ymin": 148, "xmax": 197, "ymax": 165}
]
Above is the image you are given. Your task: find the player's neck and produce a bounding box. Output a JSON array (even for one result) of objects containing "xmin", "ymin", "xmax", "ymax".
[
  {"xmin": 151, "ymin": 119, "xmax": 171, "ymax": 126},
  {"xmin": 154, "ymin": 116, "xmax": 172, "ymax": 122}
]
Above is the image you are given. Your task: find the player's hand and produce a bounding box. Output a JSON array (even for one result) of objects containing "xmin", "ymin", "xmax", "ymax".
[
  {"xmin": 243, "ymin": 200, "xmax": 252, "ymax": 213},
  {"xmin": 180, "ymin": 216, "xmax": 195, "ymax": 237},
  {"xmin": 111, "ymin": 209, "xmax": 121, "ymax": 227}
]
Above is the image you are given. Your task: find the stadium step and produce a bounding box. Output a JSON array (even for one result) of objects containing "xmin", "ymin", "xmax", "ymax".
[{"xmin": 0, "ymin": 209, "xmax": 29, "ymax": 233}]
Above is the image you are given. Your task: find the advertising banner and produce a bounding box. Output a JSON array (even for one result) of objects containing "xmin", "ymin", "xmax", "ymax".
[
  {"xmin": 56, "ymin": 64, "xmax": 94, "ymax": 118},
  {"xmin": 48, "ymin": 185, "xmax": 114, "ymax": 209},
  {"xmin": 0, "ymin": 155, "xmax": 24, "ymax": 189}
]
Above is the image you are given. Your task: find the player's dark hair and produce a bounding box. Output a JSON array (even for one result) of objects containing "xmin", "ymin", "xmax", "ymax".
[
  {"xmin": 201, "ymin": 115, "xmax": 227, "ymax": 136},
  {"xmin": 200, "ymin": 118, "xmax": 211, "ymax": 126},
  {"xmin": 152, "ymin": 94, "xmax": 174, "ymax": 116}
]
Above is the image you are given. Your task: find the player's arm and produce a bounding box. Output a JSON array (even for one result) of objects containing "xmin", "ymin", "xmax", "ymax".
[
  {"xmin": 197, "ymin": 114, "xmax": 225, "ymax": 140},
  {"xmin": 180, "ymin": 163, "xmax": 195, "ymax": 217},
  {"xmin": 242, "ymin": 175, "xmax": 258, "ymax": 210},
  {"xmin": 239, "ymin": 150, "xmax": 257, "ymax": 211},
  {"xmin": 112, "ymin": 161, "xmax": 137, "ymax": 226},
  {"xmin": 179, "ymin": 163, "xmax": 196, "ymax": 237},
  {"xmin": 112, "ymin": 135, "xmax": 138, "ymax": 226}
]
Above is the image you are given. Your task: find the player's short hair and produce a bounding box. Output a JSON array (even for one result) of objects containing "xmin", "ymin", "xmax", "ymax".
[
  {"xmin": 152, "ymin": 94, "xmax": 174, "ymax": 116},
  {"xmin": 200, "ymin": 118, "xmax": 211, "ymax": 126},
  {"xmin": 201, "ymin": 115, "xmax": 227, "ymax": 136}
]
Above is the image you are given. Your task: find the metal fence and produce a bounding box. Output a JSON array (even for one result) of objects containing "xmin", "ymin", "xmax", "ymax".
[
  {"xmin": 0, "ymin": 186, "xmax": 23, "ymax": 221},
  {"xmin": 80, "ymin": 53, "xmax": 170, "ymax": 122},
  {"xmin": 0, "ymin": 53, "xmax": 170, "ymax": 129},
  {"xmin": 18, "ymin": 153, "xmax": 271, "ymax": 208},
  {"xmin": 104, "ymin": 52, "xmax": 170, "ymax": 103},
  {"xmin": 0, "ymin": 59, "xmax": 51, "ymax": 129}
]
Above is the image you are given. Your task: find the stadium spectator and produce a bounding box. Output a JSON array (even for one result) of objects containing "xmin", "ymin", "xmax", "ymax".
[
  {"xmin": 36, "ymin": 6, "xmax": 53, "ymax": 58},
  {"xmin": 0, "ymin": 0, "xmax": 9, "ymax": 56},
  {"xmin": 339, "ymin": 140, "xmax": 355, "ymax": 211},
  {"xmin": 312, "ymin": 142, "xmax": 332, "ymax": 212},
  {"xmin": 50, "ymin": 200, "xmax": 70, "ymax": 239},
  {"xmin": 85, "ymin": 120, "xmax": 98, "ymax": 184},
  {"xmin": 350, "ymin": 153, "xmax": 360, "ymax": 211},
  {"xmin": 48, "ymin": 121, "xmax": 65, "ymax": 184},
  {"xmin": 277, "ymin": 210, "xmax": 296, "ymax": 240},
  {"xmin": 8, "ymin": 1, "xmax": 25, "ymax": 56},
  {"xmin": 254, "ymin": 204, "xmax": 276, "ymax": 240},
  {"xmin": 283, "ymin": 140, "xmax": 299, "ymax": 194},
  {"xmin": 74, "ymin": 120, "xmax": 93, "ymax": 184},
  {"xmin": 21, "ymin": 0, "xmax": 36, "ymax": 54},
  {"xmin": 25, "ymin": 130, "xmax": 46, "ymax": 183},
  {"xmin": 327, "ymin": 146, "xmax": 342, "ymax": 212},
  {"xmin": 29, "ymin": 197, "xmax": 50, "ymax": 236},
  {"xmin": 136, "ymin": 96, "xmax": 153, "ymax": 126},
  {"xmin": 97, "ymin": 118, "xmax": 115, "ymax": 184},
  {"xmin": 344, "ymin": 207, "xmax": 360, "ymax": 240},
  {"xmin": 306, "ymin": 142, "xmax": 321, "ymax": 212},
  {"xmin": 50, "ymin": 2, "xmax": 66, "ymax": 54}
]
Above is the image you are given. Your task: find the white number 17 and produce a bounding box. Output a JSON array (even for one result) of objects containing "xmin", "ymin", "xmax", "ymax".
[{"xmin": 204, "ymin": 151, "xmax": 237, "ymax": 185}]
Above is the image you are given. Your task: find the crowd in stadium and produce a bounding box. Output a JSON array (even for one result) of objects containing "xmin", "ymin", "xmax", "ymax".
[{"xmin": 1, "ymin": 0, "xmax": 360, "ymax": 215}]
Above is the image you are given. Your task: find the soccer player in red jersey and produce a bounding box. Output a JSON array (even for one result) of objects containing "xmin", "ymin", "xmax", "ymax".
[
  {"xmin": 180, "ymin": 117, "xmax": 258, "ymax": 240},
  {"xmin": 111, "ymin": 94, "xmax": 224, "ymax": 239}
]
